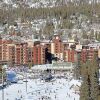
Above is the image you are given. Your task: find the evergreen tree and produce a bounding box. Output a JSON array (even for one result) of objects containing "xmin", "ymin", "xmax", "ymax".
[
  {"xmin": 80, "ymin": 53, "xmax": 99, "ymax": 100},
  {"xmin": 89, "ymin": 54, "xmax": 99, "ymax": 100},
  {"xmin": 80, "ymin": 62, "xmax": 90, "ymax": 100}
]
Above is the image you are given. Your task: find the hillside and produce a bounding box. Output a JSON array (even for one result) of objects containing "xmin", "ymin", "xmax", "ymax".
[
  {"xmin": 0, "ymin": 0, "xmax": 100, "ymax": 8},
  {"xmin": 0, "ymin": 0, "xmax": 100, "ymax": 43}
]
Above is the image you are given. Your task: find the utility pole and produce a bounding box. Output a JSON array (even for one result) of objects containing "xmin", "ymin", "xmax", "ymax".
[
  {"xmin": 23, "ymin": 65, "xmax": 28, "ymax": 93},
  {"xmin": 25, "ymin": 72, "xmax": 28, "ymax": 93}
]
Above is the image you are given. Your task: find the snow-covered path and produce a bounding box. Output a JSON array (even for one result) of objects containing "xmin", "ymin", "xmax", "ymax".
[{"xmin": 0, "ymin": 78, "xmax": 80, "ymax": 100}]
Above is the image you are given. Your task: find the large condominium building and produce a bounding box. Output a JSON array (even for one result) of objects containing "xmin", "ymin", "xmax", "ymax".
[
  {"xmin": 41, "ymin": 34, "xmax": 77, "ymax": 62},
  {"xmin": 52, "ymin": 35, "xmax": 64, "ymax": 60},
  {"xmin": 7, "ymin": 44, "xmax": 15, "ymax": 65},
  {"xmin": 77, "ymin": 48, "xmax": 98, "ymax": 63},
  {"xmin": 0, "ymin": 34, "xmax": 100, "ymax": 67},
  {"xmin": 64, "ymin": 49, "xmax": 77, "ymax": 63},
  {"xmin": 33, "ymin": 41, "xmax": 46, "ymax": 65},
  {"xmin": 15, "ymin": 43, "xmax": 28, "ymax": 65},
  {"xmin": 2, "ymin": 40, "xmax": 13, "ymax": 61}
]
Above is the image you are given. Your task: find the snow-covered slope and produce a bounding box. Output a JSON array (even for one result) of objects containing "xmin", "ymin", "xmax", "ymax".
[
  {"xmin": 1, "ymin": 0, "xmax": 100, "ymax": 8},
  {"xmin": 1, "ymin": 0, "xmax": 57, "ymax": 8},
  {"xmin": 3, "ymin": 0, "xmax": 12, "ymax": 4}
]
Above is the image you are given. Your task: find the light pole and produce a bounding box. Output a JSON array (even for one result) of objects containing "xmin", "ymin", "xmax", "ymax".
[
  {"xmin": 23, "ymin": 65, "xmax": 28, "ymax": 93},
  {"xmin": 25, "ymin": 71, "xmax": 28, "ymax": 93}
]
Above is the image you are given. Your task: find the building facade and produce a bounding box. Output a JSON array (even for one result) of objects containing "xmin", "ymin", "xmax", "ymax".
[{"xmin": 0, "ymin": 34, "xmax": 100, "ymax": 67}]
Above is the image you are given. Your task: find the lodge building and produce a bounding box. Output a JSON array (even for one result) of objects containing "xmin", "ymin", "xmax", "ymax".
[{"xmin": 0, "ymin": 34, "xmax": 99, "ymax": 66}]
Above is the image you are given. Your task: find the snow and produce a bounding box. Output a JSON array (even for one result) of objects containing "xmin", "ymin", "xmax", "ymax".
[
  {"xmin": 2, "ymin": 0, "xmax": 57, "ymax": 8},
  {"xmin": 3, "ymin": 0, "xmax": 12, "ymax": 4},
  {"xmin": 1, "ymin": 0, "xmax": 100, "ymax": 10},
  {"xmin": 0, "ymin": 76, "xmax": 80, "ymax": 100},
  {"xmin": 70, "ymin": 79, "xmax": 81, "ymax": 87}
]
